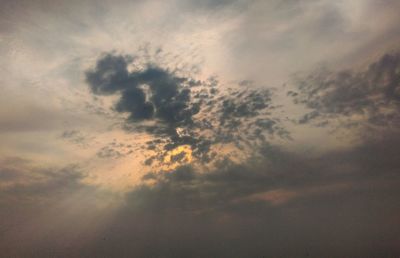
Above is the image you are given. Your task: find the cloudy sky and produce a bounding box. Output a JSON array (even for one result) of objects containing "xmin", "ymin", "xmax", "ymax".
[{"xmin": 1, "ymin": 0, "xmax": 400, "ymax": 257}]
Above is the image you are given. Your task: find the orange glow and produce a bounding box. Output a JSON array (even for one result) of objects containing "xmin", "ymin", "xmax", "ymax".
[{"xmin": 163, "ymin": 145, "xmax": 192, "ymax": 168}]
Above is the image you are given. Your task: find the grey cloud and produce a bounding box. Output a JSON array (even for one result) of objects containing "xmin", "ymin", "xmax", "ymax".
[
  {"xmin": 83, "ymin": 132, "xmax": 400, "ymax": 257},
  {"xmin": 2, "ymin": 132, "xmax": 400, "ymax": 257},
  {"xmin": 60, "ymin": 130, "xmax": 94, "ymax": 148},
  {"xmin": 291, "ymin": 52, "xmax": 400, "ymax": 128},
  {"xmin": 95, "ymin": 139, "xmax": 137, "ymax": 159},
  {"xmin": 0, "ymin": 99, "xmax": 92, "ymax": 133},
  {"xmin": 129, "ymin": 131, "xmax": 400, "ymax": 214},
  {"xmin": 96, "ymin": 145, "xmax": 123, "ymax": 159},
  {"xmin": 179, "ymin": 0, "xmax": 245, "ymax": 13},
  {"xmin": 209, "ymin": 0, "xmax": 400, "ymax": 87},
  {"xmin": 0, "ymin": 158, "xmax": 115, "ymax": 258},
  {"xmin": 219, "ymin": 90, "xmax": 270, "ymax": 123},
  {"xmin": 0, "ymin": 158, "xmax": 87, "ymax": 199}
]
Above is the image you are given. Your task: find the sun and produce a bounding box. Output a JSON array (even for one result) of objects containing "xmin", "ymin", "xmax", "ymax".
[{"xmin": 163, "ymin": 145, "xmax": 193, "ymax": 168}]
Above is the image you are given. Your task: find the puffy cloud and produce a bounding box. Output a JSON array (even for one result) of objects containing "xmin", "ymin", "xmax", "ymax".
[
  {"xmin": 86, "ymin": 53, "xmax": 198, "ymax": 124},
  {"xmin": 86, "ymin": 53, "xmax": 289, "ymax": 166}
]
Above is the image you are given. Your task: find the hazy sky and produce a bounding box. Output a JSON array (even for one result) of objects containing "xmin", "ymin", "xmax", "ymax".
[{"xmin": 1, "ymin": 0, "xmax": 400, "ymax": 257}]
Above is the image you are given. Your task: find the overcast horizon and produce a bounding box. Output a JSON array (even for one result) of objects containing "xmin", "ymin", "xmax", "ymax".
[{"xmin": 1, "ymin": 0, "xmax": 400, "ymax": 257}]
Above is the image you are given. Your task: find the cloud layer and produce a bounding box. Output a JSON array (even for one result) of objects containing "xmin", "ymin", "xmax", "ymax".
[
  {"xmin": 290, "ymin": 52, "xmax": 400, "ymax": 128},
  {"xmin": 1, "ymin": 0, "xmax": 400, "ymax": 257}
]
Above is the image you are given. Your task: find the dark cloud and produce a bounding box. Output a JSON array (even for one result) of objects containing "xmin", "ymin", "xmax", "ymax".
[
  {"xmin": 97, "ymin": 131, "xmax": 399, "ymax": 257},
  {"xmin": 4, "ymin": 48, "xmax": 400, "ymax": 256},
  {"xmin": 5, "ymin": 131, "xmax": 392, "ymax": 257},
  {"xmin": 2, "ymin": 130, "xmax": 400, "ymax": 257},
  {"xmin": 86, "ymin": 53, "xmax": 289, "ymax": 165},
  {"xmin": 131, "ymin": 133, "xmax": 400, "ymax": 213},
  {"xmin": 86, "ymin": 54, "xmax": 132, "ymax": 95},
  {"xmin": 80, "ymin": 48, "xmax": 400, "ymax": 257},
  {"xmin": 86, "ymin": 54, "xmax": 198, "ymax": 124},
  {"xmin": 290, "ymin": 52, "xmax": 400, "ymax": 128}
]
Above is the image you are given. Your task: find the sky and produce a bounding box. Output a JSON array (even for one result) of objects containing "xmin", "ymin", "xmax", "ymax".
[{"xmin": 1, "ymin": 0, "xmax": 400, "ymax": 257}]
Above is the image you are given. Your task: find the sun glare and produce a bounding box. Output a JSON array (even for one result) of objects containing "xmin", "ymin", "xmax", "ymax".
[{"xmin": 163, "ymin": 145, "xmax": 193, "ymax": 167}]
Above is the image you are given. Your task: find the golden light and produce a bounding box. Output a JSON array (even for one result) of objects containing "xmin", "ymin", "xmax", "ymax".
[{"xmin": 163, "ymin": 145, "xmax": 193, "ymax": 168}]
